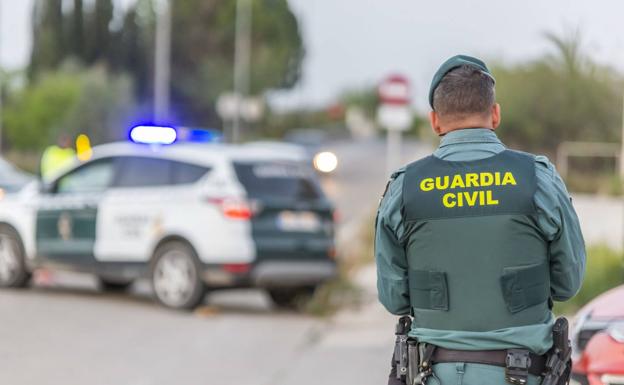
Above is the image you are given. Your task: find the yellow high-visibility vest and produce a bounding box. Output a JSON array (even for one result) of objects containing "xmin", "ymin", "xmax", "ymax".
[{"xmin": 40, "ymin": 146, "xmax": 76, "ymax": 180}]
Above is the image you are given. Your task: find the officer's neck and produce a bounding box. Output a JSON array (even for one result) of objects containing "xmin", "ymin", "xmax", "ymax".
[{"xmin": 436, "ymin": 117, "xmax": 495, "ymax": 136}]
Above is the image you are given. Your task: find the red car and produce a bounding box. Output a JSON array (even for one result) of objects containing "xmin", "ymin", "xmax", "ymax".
[{"xmin": 571, "ymin": 285, "xmax": 624, "ymax": 385}]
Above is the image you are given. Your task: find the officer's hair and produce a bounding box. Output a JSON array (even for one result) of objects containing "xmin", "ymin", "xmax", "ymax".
[{"xmin": 432, "ymin": 65, "xmax": 495, "ymax": 118}]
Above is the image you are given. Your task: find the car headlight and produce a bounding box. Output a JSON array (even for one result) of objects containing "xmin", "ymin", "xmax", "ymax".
[{"xmin": 313, "ymin": 151, "xmax": 338, "ymax": 173}]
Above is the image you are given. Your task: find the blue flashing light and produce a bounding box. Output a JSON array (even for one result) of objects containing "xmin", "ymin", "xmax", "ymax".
[
  {"xmin": 185, "ymin": 128, "xmax": 223, "ymax": 143},
  {"xmin": 130, "ymin": 125, "xmax": 177, "ymax": 145}
]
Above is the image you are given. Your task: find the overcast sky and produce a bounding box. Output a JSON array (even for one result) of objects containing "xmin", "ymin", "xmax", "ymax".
[{"xmin": 3, "ymin": 0, "xmax": 624, "ymax": 111}]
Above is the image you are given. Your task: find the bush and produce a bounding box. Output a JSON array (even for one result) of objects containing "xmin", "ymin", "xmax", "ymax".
[
  {"xmin": 303, "ymin": 214, "xmax": 375, "ymax": 316},
  {"xmin": 555, "ymin": 245, "xmax": 624, "ymax": 314},
  {"xmin": 565, "ymin": 172, "xmax": 623, "ymax": 196},
  {"xmin": 3, "ymin": 63, "xmax": 136, "ymax": 152}
]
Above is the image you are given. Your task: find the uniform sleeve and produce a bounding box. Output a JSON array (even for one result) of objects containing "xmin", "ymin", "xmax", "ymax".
[
  {"xmin": 534, "ymin": 156, "xmax": 586, "ymax": 302},
  {"xmin": 375, "ymin": 170, "xmax": 411, "ymax": 315}
]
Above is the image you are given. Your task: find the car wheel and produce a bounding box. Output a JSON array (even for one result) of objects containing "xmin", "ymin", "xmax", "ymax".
[
  {"xmin": 151, "ymin": 241, "xmax": 205, "ymax": 310},
  {"xmin": 268, "ymin": 286, "xmax": 316, "ymax": 310},
  {"xmin": 0, "ymin": 225, "xmax": 30, "ymax": 288},
  {"xmin": 98, "ymin": 277, "xmax": 133, "ymax": 292}
]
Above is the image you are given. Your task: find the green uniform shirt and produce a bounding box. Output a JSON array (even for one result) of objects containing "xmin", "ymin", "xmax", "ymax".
[{"xmin": 375, "ymin": 128, "xmax": 586, "ymax": 354}]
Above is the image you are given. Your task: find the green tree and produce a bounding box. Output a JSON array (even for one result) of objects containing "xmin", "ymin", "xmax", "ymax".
[
  {"xmin": 112, "ymin": 0, "xmax": 156, "ymax": 102},
  {"xmin": 29, "ymin": 0, "xmax": 65, "ymax": 78},
  {"xmin": 4, "ymin": 64, "xmax": 136, "ymax": 151},
  {"xmin": 493, "ymin": 31, "xmax": 623, "ymax": 153},
  {"xmin": 167, "ymin": 0, "xmax": 303, "ymax": 125},
  {"xmin": 27, "ymin": 0, "xmax": 304, "ymax": 127},
  {"xmin": 68, "ymin": 0, "xmax": 84, "ymax": 59},
  {"xmin": 84, "ymin": 0, "xmax": 114, "ymax": 64}
]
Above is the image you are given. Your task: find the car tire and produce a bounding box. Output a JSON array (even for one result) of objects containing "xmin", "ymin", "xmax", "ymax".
[
  {"xmin": 268, "ymin": 286, "xmax": 316, "ymax": 310},
  {"xmin": 0, "ymin": 224, "xmax": 30, "ymax": 289},
  {"xmin": 98, "ymin": 277, "xmax": 133, "ymax": 292},
  {"xmin": 151, "ymin": 241, "xmax": 205, "ymax": 310}
]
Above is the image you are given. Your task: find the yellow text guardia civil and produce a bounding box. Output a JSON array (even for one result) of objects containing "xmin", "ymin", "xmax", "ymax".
[{"xmin": 420, "ymin": 172, "xmax": 517, "ymax": 208}]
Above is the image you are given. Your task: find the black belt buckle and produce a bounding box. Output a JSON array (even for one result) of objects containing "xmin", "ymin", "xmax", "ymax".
[{"xmin": 505, "ymin": 349, "xmax": 531, "ymax": 385}]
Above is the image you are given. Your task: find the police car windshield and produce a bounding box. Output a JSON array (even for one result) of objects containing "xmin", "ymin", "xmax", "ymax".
[{"xmin": 233, "ymin": 161, "xmax": 321, "ymax": 201}]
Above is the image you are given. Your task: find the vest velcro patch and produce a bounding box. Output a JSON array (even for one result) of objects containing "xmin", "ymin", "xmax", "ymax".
[{"xmin": 403, "ymin": 150, "xmax": 537, "ymax": 221}]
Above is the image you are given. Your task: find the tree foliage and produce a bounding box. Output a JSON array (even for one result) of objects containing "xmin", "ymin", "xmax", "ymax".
[
  {"xmin": 5, "ymin": 64, "xmax": 136, "ymax": 151},
  {"xmin": 27, "ymin": 0, "xmax": 304, "ymax": 127},
  {"xmin": 493, "ymin": 31, "xmax": 623, "ymax": 153}
]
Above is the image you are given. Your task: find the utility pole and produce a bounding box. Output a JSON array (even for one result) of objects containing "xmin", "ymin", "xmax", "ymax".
[
  {"xmin": 232, "ymin": 0, "xmax": 252, "ymax": 143},
  {"xmin": 154, "ymin": 0, "xmax": 172, "ymax": 123}
]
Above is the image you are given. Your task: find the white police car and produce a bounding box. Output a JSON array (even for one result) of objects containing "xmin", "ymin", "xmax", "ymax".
[{"xmin": 0, "ymin": 126, "xmax": 337, "ymax": 310}]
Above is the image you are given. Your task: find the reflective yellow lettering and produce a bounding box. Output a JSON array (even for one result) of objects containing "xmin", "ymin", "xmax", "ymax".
[
  {"xmin": 450, "ymin": 174, "xmax": 465, "ymax": 189},
  {"xmin": 457, "ymin": 191, "xmax": 464, "ymax": 207},
  {"xmin": 486, "ymin": 190, "xmax": 499, "ymax": 205},
  {"xmin": 420, "ymin": 178, "xmax": 434, "ymax": 191},
  {"xmin": 442, "ymin": 193, "xmax": 456, "ymax": 208},
  {"xmin": 436, "ymin": 176, "xmax": 449, "ymax": 190},
  {"xmin": 464, "ymin": 191, "xmax": 478, "ymax": 206},
  {"xmin": 502, "ymin": 172, "xmax": 517, "ymax": 186},
  {"xmin": 494, "ymin": 172, "xmax": 501, "ymax": 185},
  {"xmin": 480, "ymin": 172, "xmax": 494, "ymax": 187},
  {"xmin": 479, "ymin": 190, "xmax": 485, "ymax": 205},
  {"xmin": 465, "ymin": 173, "xmax": 479, "ymax": 187}
]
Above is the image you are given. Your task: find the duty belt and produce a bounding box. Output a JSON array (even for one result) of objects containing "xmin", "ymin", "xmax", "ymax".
[
  {"xmin": 392, "ymin": 317, "xmax": 571, "ymax": 385},
  {"xmin": 432, "ymin": 347, "xmax": 547, "ymax": 377}
]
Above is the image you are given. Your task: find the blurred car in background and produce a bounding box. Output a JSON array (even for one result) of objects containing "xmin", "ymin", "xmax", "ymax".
[
  {"xmin": 571, "ymin": 285, "xmax": 624, "ymax": 385},
  {"xmin": 0, "ymin": 126, "xmax": 337, "ymax": 310},
  {"xmin": 284, "ymin": 128, "xmax": 338, "ymax": 174},
  {"xmin": 0, "ymin": 157, "xmax": 34, "ymax": 194},
  {"xmin": 572, "ymin": 326, "xmax": 624, "ymax": 385}
]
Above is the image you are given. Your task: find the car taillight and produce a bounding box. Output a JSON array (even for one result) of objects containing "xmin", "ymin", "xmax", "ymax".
[
  {"xmin": 207, "ymin": 197, "xmax": 253, "ymax": 220},
  {"xmin": 222, "ymin": 263, "xmax": 251, "ymax": 274}
]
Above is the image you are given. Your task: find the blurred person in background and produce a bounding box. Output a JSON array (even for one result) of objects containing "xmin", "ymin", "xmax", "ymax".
[
  {"xmin": 375, "ymin": 55, "xmax": 586, "ymax": 385},
  {"xmin": 40, "ymin": 133, "xmax": 76, "ymax": 181}
]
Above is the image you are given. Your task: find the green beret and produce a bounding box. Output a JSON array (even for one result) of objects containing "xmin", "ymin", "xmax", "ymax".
[{"xmin": 429, "ymin": 54, "xmax": 495, "ymax": 109}]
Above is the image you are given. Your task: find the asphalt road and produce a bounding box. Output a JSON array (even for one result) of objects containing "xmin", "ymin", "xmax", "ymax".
[{"xmin": 0, "ymin": 138, "xmax": 429, "ymax": 385}]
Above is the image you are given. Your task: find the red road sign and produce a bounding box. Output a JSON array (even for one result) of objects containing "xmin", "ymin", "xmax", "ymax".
[{"xmin": 378, "ymin": 74, "xmax": 410, "ymax": 105}]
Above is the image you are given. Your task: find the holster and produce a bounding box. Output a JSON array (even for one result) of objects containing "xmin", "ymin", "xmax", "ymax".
[
  {"xmin": 406, "ymin": 340, "xmax": 419, "ymax": 385},
  {"xmin": 541, "ymin": 317, "xmax": 572, "ymax": 385},
  {"xmin": 393, "ymin": 316, "xmax": 412, "ymax": 382}
]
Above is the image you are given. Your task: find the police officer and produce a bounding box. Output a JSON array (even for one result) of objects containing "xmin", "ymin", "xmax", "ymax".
[
  {"xmin": 375, "ymin": 55, "xmax": 586, "ymax": 385},
  {"xmin": 40, "ymin": 134, "xmax": 76, "ymax": 181}
]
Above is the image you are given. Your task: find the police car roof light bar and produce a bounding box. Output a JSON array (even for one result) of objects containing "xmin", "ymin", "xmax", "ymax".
[{"xmin": 130, "ymin": 125, "xmax": 177, "ymax": 145}]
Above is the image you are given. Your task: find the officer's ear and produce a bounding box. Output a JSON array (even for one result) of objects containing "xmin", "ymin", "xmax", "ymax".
[
  {"xmin": 429, "ymin": 111, "xmax": 443, "ymax": 136},
  {"xmin": 491, "ymin": 103, "xmax": 501, "ymax": 130}
]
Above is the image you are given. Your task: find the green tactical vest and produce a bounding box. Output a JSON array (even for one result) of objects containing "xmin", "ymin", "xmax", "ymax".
[{"xmin": 401, "ymin": 150, "xmax": 551, "ymax": 332}]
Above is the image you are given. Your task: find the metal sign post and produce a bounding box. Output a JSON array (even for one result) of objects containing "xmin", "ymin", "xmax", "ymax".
[{"xmin": 377, "ymin": 75, "xmax": 413, "ymax": 176}]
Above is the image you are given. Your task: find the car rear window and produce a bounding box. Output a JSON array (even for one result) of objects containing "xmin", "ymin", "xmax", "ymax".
[
  {"xmin": 172, "ymin": 162, "xmax": 210, "ymax": 184},
  {"xmin": 115, "ymin": 157, "xmax": 171, "ymax": 187},
  {"xmin": 114, "ymin": 157, "xmax": 210, "ymax": 188},
  {"xmin": 233, "ymin": 161, "xmax": 321, "ymax": 200}
]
